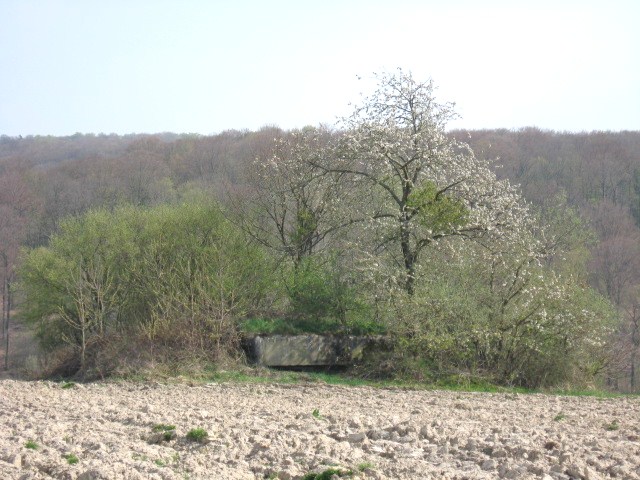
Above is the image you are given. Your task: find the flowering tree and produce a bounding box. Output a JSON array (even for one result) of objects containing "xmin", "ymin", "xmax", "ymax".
[{"xmin": 326, "ymin": 70, "xmax": 532, "ymax": 295}]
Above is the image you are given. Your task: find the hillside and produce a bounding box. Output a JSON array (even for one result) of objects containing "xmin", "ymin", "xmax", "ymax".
[{"xmin": 1, "ymin": 127, "xmax": 639, "ymax": 390}]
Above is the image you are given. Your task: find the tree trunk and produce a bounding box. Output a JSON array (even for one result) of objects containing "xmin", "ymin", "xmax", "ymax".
[
  {"xmin": 80, "ymin": 326, "xmax": 86, "ymax": 373},
  {"xmin": 400, "ymin": 218, "xmax": 416, "ymax": 295}
]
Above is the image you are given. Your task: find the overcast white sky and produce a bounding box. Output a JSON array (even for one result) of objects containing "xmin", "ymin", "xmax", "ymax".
[{"xmin": 1, "ymin": 0, "xmax": 638, "ymax": 136}]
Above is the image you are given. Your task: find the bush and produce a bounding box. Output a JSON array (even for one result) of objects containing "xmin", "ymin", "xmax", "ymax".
[
  {"xmin": 286, "ymin": 253, "xmax": 375, "ymax": 332},
  {"xmin": 19, "ymin": 201, "xmax": 276, "ymax": 376},
  {"xmin": 369, "ymin": 244, "xmax": 617, "ymax": 388}
]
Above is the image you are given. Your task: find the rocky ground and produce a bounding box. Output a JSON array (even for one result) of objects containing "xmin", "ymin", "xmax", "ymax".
[{"xmin": 0, "ymin": 380, "xmax": 639, "ymax": 479}]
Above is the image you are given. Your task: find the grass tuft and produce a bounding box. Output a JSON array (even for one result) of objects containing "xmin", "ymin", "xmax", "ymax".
[
  {"xmin": 63, "ymin": 453, "xmax": 79, "ymax": 465},
  {"xmin": 186, "ymin": 428, "xmax": 208, "ymax": 443},
  {"xmin": 152, "ymin": 424, "xmax": 176, "ymax": 432},
  {"xmin": 605, "ymin": 420, "xmax": 620, "ymax": 431},
  {"xmin": 25, "ymin": 440, "xmax": 39, "ymax": 450},
  {"xmin": 301, "ymin": 468, "xmax": 353, "ymax": 480}
]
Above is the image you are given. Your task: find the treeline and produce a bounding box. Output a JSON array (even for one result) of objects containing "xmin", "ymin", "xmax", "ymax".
[{"xmin": 1, "ymin": 74, "xmax": 638, "ymax": 389}]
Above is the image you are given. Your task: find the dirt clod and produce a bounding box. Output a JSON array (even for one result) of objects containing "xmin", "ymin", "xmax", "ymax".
[{"xmin": 0, "ymin": 380, "xmax": 639, "ymax": 479}]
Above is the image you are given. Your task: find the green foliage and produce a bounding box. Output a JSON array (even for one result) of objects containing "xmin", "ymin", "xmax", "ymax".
[
  {"xmin": 19, "ymin": 201, "xmax": 275, "ymax": 374},
  {"xmin": 152, "ymin": 424, "xmax": 176, "ymax": 432},
  {"xmin": 302, "ymin": 468, "xmax": 352, "ymax": 480},
  {"xmin": 24, "ymin": 440, "xmax": 38, "ymax": 450},
  {"xmin": 288, "ymin": 254, "xmax": 362, "ymax": 325},
  {"xmin": 186, "ymin": 428, "xmax": 209, "ymax": 443},
  {"xmin": 241, "ymin": 317, "xmax": 338, "ymax": 335},
  {"xmin": 63, "ymin": 453, "xmax": 79, "ymax": 465},
  {"xmin": 12, "ymin": 79, "xmax": 627, "ymax": 391},
  {"xmin": 288, "ymin": 257, "xmax": 335, "ymax": 319},
  {"xmin": 61, "ymin": 381, "xmax": 76, "ymax": 389},
  {"xmin": 311, "ymin": 408, "xmax": 322, "ymax": 419},
  {"xmin": 605, "ymin": 420, "xmax": 620, "ymax": 431},
  {"xmin": 240, "ymin": 315, "xmax": 385, "ymax": 336},
  {"xmin": 279, "ymin": 251, "xmax": 388, "ymax": 335},
  {"xmin": 371, "ymin": 239, "xmax": 618, "ymax": 388},
  {"xmin": 553, "ymin": 413, "xmax": 566, "ymax": 421},
  {"xmin": 407, "ymin": 180, "xmax": 469, "ymax": 234},
  {"xmin": 291, "ymin": 207, "xmax": 319, "ymax": 256}
]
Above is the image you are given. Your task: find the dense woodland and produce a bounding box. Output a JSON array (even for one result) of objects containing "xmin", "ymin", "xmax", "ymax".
[{"xmin": 1, "ymin": 73, "xmax": 639, "ymax": 390}]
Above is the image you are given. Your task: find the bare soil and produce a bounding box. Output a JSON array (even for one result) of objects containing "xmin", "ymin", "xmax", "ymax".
[{"xmin": 0, "ymin": 379, "xmax": 639, "ymax": 480}]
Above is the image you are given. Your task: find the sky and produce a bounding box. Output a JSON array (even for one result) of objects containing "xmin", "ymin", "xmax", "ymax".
[{"xmin": 0, "ymin": 0, "xmax": 638, "ymax": 136}]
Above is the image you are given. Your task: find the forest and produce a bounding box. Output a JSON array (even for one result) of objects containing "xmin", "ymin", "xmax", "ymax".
[{"xmin": 1, "ymin": 72, "xmax": 639, "ymax": 391}]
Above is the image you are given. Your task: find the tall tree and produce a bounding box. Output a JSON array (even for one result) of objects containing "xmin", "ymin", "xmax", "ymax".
[{"xmin": 326, "ymin": 70, "xmax": 532, "ymax": 294}]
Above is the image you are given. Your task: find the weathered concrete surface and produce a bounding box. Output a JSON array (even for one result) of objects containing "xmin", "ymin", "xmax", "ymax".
[{"xmin": 244, "ymin": 334, "xmax": 381, "ymax": 367}]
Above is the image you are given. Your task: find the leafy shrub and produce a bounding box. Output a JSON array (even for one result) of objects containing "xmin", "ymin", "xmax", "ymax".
[
  {"xmin": 288, "ymin": 255, "xmax": 364, "ymax": 326},
  {"xmin": 19, "ymin": 201, "xmax": 276, "ymax": 376},
  {"xmin": 368, "ymin": 241, "xmax": 617, "ymax": 388}
]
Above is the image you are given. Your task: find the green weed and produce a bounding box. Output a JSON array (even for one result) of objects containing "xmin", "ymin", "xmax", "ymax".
[
  {"xmin": 24, "ymin": 440, "xmax": 38, "ymax": 450},
  {"xmin": 301, "ymin": 468, "xmax": 353, "ymax": 480},
  {"xmin": 63, "ymin": 453, "xmax": 79, "ymax": 465},
  {"xmin": 152, "ymin": 423, "xmax": 176, "ymax": 432},
  {"xmin": 186, "ymin": 428, "xmax": 208, "ymax": 443},
  {"xmin": 152, "ymin": 423, "xmax": 177, "ymax": 440},
  {"xmin": 605, "ymin": 420, "xmax": 620, "ymax": 431}
]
